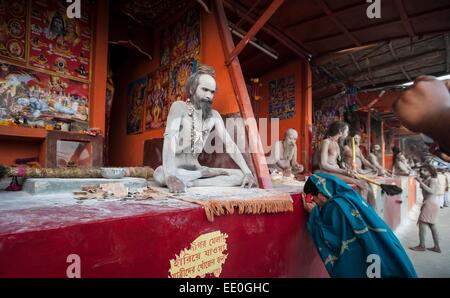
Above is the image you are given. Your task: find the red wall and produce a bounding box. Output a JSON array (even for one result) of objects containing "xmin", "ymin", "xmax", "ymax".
[
  {"xmin": 0, "ymin": 140, "xmax": 41, "ymax": 165},
  {"xmin": 255, "ymin": 59, "xmax": 312, "ymax": 170},
  {"xmin": 108, "ymin": 11, "xmax": 240, "ymax": 166}
]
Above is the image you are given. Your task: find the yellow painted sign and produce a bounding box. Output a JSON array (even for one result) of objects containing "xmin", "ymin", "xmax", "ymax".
[{"xmin": 169, "ymin": 230, "xmax": 228, "ymax": 278}]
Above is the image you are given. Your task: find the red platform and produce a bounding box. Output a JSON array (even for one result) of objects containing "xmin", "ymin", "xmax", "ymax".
[{"xmin": 0, "ymin": 192, "xmax": 328, "ymax": 278}]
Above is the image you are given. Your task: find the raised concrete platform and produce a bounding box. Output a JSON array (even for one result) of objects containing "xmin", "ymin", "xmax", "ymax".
[
  {"xmin": 21, "ymin": 178, "xmax": 148, "ymax": 194},
  {"xmin": 0, "ymin": 181, "xmax": 327, "ymax": 277}
]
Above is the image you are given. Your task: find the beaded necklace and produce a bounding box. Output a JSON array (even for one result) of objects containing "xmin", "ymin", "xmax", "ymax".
[{"xmin": 186, "ymin": 99, "xmax": 204, "ymax": 154}]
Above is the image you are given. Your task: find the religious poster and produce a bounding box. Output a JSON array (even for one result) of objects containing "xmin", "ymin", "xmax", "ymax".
[
  {"xmin": 169, "ymin": 230, "xmax": 228, "ymax": 278},
  {"xmin": 0, "ymin": 0, "xmax": 28, "ymax": 63},
  {"xmin": 169, "ymin": 56, "xmax": 197, "ymax": 104},
  {"xmin": 160, "ymin": 27, "xmax": 171, "ymax": 68},
  {"xmin": 0, "ymin": 63, "xmax": 89, "ymax": 127},
  {"xmin": 167, "ymin": 8, "xmax": 200, "ymax": 105},
  {"xmin": 144, "ymin": 8, "xmax": 201, "ymax": 130},
  {"xmin": 127, "ymin": 76, "xmax": 146, "ymax": 134},
  {"xmin": 159, "ymin": 8, "xmax": 201, "ymax": 70},
  {"xmin": 28, "ymin": 0, "xmax": 93, "ymax": 81},
  {"xmin": 145, "ymin": 70, "xmax": 169, "ymax": 130},
  {"xmin": 311, "ymin": 92, "xmax": 358, "ymax": 150},
  {"xmin": 268, "ymin": 75, "xmax": 295, "ymax": 120}
]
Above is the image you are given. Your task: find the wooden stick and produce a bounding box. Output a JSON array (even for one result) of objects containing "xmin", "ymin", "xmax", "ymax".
[
  {"xmin": 1, "ymin": 166, "xmax": 154, "ymax": 179},
  {"xmin": 354, "ymin": 172, "xmax": 381, "ymax": 186}
]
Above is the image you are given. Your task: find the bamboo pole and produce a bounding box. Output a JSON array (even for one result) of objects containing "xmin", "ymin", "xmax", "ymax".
[{"xmin": 1, "ymin": 166, "xmax": 154, "ymax": 179}]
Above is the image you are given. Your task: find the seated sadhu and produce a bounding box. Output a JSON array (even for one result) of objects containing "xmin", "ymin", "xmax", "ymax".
[
  {"xmin": 153, "ymin": 64, "xmax": 256, "ymax": 193},
  {"xmin": 343, "ymin": 133, "xmax": 378, "ymax": 176},
  {"xmin": 302, "ymin": 173, "xmax": 417, "ymax": 278},
  {"xmin": 267, "ymin": 128, "xmax": 304, "ymax": 177},
  {"xmin": 392, "ymin": 147, "xmax": 414, "ymax": 176},
  {"xmin": 368, "ymin": 144, "xmax": 392, "ymax": 177},
  {"xmin": 317, "ymin": 121, "xmax": 377, "ymax": 209}
]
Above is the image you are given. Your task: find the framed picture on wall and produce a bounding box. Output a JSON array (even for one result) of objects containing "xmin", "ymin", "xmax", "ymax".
[
  {"xmin": 126, "ymin": 76, "xmax": 146, "ymax": 134},
  {"xmin": 145, "ymin": 70, "xmax": 168, "ymax": 130},
  {"xmin": 28, "ymin": 0, "xmax": 93, "ymax": 82},
  {"xmin": 0, "ymin": 0, "xmax": 28, "ymax": 63},
  {"xmin": 268, "ymin": 75, "xmax": 295, "ymax": 120}
]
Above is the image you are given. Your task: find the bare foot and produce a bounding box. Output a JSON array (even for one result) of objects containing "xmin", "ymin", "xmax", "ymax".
[
  {"xmin": 201, "ymin": 168, "xmax": 229, "ymax": 178},
  {"xmin": 409, "ymin": 245, "xmax": 425, "ymax": 251},
  {"xmin": 427, "ymin": 247, "xmax": 441, "ymax": 253},
  {"xmin": 166, "ymin": 175, "xmax": 187, "ymax": 194}
]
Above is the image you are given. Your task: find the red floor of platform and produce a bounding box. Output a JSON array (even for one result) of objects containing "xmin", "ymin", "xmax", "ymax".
[{"xmin": 0, "ymin": 193, "xmax": 328, "ymax": 278}]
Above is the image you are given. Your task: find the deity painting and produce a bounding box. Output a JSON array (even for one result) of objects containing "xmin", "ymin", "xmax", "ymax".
[
  {"xmin": 170, "ymin": 57, "xmax": 197, "ymax": 103},
  {"xmin": 171, "ymin": 22, "xmax": 186, "ymax": 62},
  {"xmin": 127, "ymin": 77, "xmax": 146, "ymax": 134},
  {"xmin": 163, "ymin": 8, "xmax": 201, "ymax": 65},
  {"xmin": 145, "ymin": 73, "xmax": 168, "ymax": 130},
  {"xmin": 45, "ymin": 11, "xmax": 66, "ymax": 41},
  {"xmin": 29, "ymin": 0, "xmax": 93, "ymax": 81},
  {"xmin": 269, "ymin": 75, "xmax": 296, "ymax": 120},
  {"xmin": 0, "ymin": 64, "xmax": 89, "ymax": 126},
  {"xmin": 0, "ymin": 0, "xmax": 27, "ymax": 61},
  {"xmin": 160, "ymin": 28, "xmax": 171, "ymax": 67}
]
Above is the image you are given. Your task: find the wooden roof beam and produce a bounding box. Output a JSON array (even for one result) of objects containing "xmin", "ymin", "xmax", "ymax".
[
  {"xmin": 335, "ymin": 65, "xmax": 346, "ymax": 79},
  {"xmin": 284, "ymin": 2, "xmax": 368, "ymax": 30},
  {"xmin": 317, "ymin": 34, "xmax": 442, "ymax": 70},
  {"xmin": 387, "ymin": 42, "xmax": 412, "ymax": 81},
  {"xmin": 235, "ymin": 0, "xmax": 262, "ymax": 28},
  {"xmin": 314, "ymin": 0, "xmax": 361, "ymax": 46},
  {"xmin": 313, "ymin": 50, "xmax": 445, "ymax": 94},
  {"xmin": 241, "ymin": 41, "xmax": 280, "ymax": 67},
  {"xmin": 223, "ymin": 0, "xmax": 312, "ymax": 58},
  {"xmin": 394, "ymin": 0, "xmax": 415, "ymax": 38},
  {"xmin": 226, "ymin": 0, "xmax": 285, "ymax": 65},
  {"xmin": 319, "ymin": 65, "xmax": 339, "ymax": 82},
  {"xmin": 303, "ymin": 5, "xmax": 450, "ymax": 45},
  {"xmin": 350, "ymin": 53, "xmax": 375, "ymax": 86}
]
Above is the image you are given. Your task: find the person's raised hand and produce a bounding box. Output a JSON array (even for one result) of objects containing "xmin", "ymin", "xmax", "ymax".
[{"xmin": 394, "ymin": 76, "xmax": 450, "ymax": 135}]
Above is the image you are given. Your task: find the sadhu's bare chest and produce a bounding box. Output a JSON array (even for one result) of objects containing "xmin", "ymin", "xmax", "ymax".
[{"xmin": 177, "ymin": 114, "xmax": 215, "ymax": 151}]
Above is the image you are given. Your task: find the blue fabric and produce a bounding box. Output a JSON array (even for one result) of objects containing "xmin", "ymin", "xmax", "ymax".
[{"xmin": 306, "ymin": 173, "xmax": 417, "ymax": 278}]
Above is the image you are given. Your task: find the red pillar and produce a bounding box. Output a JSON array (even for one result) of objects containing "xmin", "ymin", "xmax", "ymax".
[
  {"xmin": 300, "ymin": 60, "xmax": 313, "ymax": 171},
  {"xmin": 213, "ymin": 0, "xmax": 272, "ymax": 189},
  {"xmin": 89, "ymin": 0, "xmax": 109, "ymax": 135}
]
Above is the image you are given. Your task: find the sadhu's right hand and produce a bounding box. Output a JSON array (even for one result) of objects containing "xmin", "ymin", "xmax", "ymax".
[
  {"xmin": 344, "ymin": 168, "xmax": 357, "ymax": 178},
  {"xmin": 166, "ymin": 175, "xmax": 187, "ymax": 194}
]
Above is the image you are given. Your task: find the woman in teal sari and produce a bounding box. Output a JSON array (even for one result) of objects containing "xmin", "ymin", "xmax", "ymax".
[{"xmin": 302, "ymin": 172, "xmax": 417, "ymax": 278}]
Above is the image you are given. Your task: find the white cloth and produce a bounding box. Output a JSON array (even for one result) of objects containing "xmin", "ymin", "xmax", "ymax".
[
  {"xmin": 437, "ymin": 174, "xmax": 447, "ymax": 196},
  {"xmin": 446, "ymin": 173, "xmax": 450, "ymax": 190}
]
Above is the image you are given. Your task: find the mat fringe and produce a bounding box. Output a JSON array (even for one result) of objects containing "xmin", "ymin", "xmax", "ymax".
[{"xmin": 175, "ymin": 196, "xmax": 294, "ymax": 222}]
